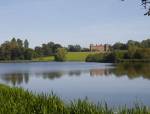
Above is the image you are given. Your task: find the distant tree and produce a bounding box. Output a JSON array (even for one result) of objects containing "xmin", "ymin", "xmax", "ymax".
[
  {"xmin": 34, "ymin": 42, "xmax": 62, "ymax": 57},
  {"xmin": 42, "ymin": 44, "xmax": 52, "ymax": 56},
  {"xmin": 68, "ymin": 45, "xmax": 81, "ymax": 52},
  {"xmin": 24, "ymin": 48, "xmax": 33, "ymax": 60},
  {"xmin": 141, "ymin": 39, "xmax": 150, "ymax": 48},
  {"xmin": 24, "ymin": 39, "xmax": 29, "ymax": 48},
  {"xmin": 0, "ymin": 38, "xmax": 33, "ymax": 60},
  {"xmin": 53, "ymin": 44, "xmax": 62, "ymax": 53},
  {"xmin": 133, "ymin": 48, "xmax": 150, "ymax": 59},
  {"xmin": 54, "ymin": 48, "xmax": 67, "ymax": 61},
  {"xmin": 128, "ymin": 45, "xmax": 138, "ymax": 59},
  {"xmin": 11, "ymin": 38, "xmax": 17, "ymax": 43},
  {"xmin": 113, "ymin": 42, "xmax": 127, "ymax": 50},
  {"xmin": 17, "ymin": 39, "xmax": 23, "ymax": 47},
  {"xmin": 34, "ymin": 46, "xmax": 43, "ymax": 57},
  {"xmin": 127, "ymin": 40, "xmax": 141, "ymax": 48},
  {"xmin": 81, "ymin": 48, "xmax": 90, "ymax": 52}
]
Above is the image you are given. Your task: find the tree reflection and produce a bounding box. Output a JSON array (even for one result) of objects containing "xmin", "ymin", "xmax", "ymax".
[
  {"xmin": 36, "ymin": 71, "xmax": 63, "ymax": 80},
  {"xmin": 68, "ymin": 70, "xmax": 81, "ymax": 76},
  {"xmin": 112, "ymin": 63, "xmax": 150, "ymax": 80},
  {"xmin": 0, "ymin": 73, "xmax": 29, "ymax": 86},
  {"xmin": 90, "ymin": 69, "xmax": 111, "ymax": 76},
  {"xmin": 0, "ymin": 63, "xmax": 150, "ymax": 86}
]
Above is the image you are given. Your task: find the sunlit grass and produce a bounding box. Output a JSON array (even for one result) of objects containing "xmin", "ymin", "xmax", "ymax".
[
  {"xmin": 33, "ymin": 52, "xmax": 97, "ymax": 62},
  {"xmin": 66, "ymin": 52, "xmax": 95, "ymax": 61},
  {"xmin": 32, "ymin": 56, "xmax": 54, "ymax": 61},
  {"xmin": 0, "ymin": 84, "xmax": 150, "ymax": 114}
]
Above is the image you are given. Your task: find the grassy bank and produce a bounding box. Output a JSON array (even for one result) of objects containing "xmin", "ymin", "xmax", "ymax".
[
  {"xmin": 116, "ymin": 59, "xmax": 150, "ymax": 63},
  {"xmin": 32, "ymin": 56, "xmax": 54, "ymax": 62},
  {"xmin": 0, "ymin": 84, "xmax": 150, "ymax": 114},
  {"xmin": 32, "ymin": 52, "xmax": 96, "ymax": 62},
  {"xmin": 66, "ymin": 52, "xmax": 95, "ymax": 61}
]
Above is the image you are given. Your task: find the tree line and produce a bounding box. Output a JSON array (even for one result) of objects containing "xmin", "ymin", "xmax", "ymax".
[
  {"xmin": 0, "ymin": 38, "xmax": 33, "ymax": 60},
  {"xmin": 0, "ymin": 38, "xmax": 88, "ymax": 61},
  {"xmin": 112, "ymin": 39, "xmax": 150, "ymax": 50}
]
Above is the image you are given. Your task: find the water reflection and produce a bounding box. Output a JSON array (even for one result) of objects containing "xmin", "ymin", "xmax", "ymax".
[
  {"xmin": 112, "ymin": 63, "xmax": 150, "ymax": 80},
  {"xmin": 0, "ymin": 63, "xmax": 150, "ymax": 86},
  {"xmin": 90, "ymin": 69, "xmax": 111, "ymax": 76},
  {"xmin": 0, "ymin": 73, "xmax": 29, "ymax": 86}
]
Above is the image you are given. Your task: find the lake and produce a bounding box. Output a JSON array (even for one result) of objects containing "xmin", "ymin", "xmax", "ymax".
[{"xmin": 0, "ymin": 62, "xmax": 150, "ymax": 107}]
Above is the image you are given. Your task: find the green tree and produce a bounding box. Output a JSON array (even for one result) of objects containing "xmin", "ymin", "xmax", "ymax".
[
  {"xmin": 34, "ymin": 46, "xmax": 43, "ymax": 57},
  {"xmin": 24, "ymin": 39, "xmax": 29, "ymax": 49},
  {"xmin": 128, "ymin": 45, "xmax": 138, "ymax": 59},
  {"xmin": 68, "ymin": 45, "xmax": 82, "ymax": 52},
  {"xmin": 17, "ymin": 39, "xmax": 23, "ymax": 48},
  {"xmin": 141, "ymin": 39, "xmax": 150, "ymax": 48},
  {"xmin": 55, "ymin": 48, "xmax": 67, "ymax": 61},
  {"xmin": 113, "ymin": 42, "xmax": 127, "ymax": 50},
  {"xmin": 24, "ymin": 48, "xmax": 33, "ymax": 60}
]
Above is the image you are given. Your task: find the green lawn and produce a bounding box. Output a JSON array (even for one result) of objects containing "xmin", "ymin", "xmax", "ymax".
[
  {"xmin": 32, "ymin": 56, "xmax": 54, "ymax": 62},
  {"xmin": 33, "ymin": 52, "xmax": 96, "ymax": 62},
  {"xmin": 66, "ymin": 52, "xmax": 95, "ymax": 61}
]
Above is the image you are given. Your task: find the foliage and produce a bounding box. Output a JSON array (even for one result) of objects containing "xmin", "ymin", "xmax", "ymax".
[
  {"xmin": 86, "ymin": 53, "xmax": 104, "ymax": 62},
  {"xmin": 0, "ymin": 84, "xmax": 150, "ymax": 114},
  {"xmin": 141, "ymin": 39, "xmax": 150, "ymax": 48},
  {"xmin": 34, "ymin": 42, "xmax": 62, "ymax": 57},
  {"xmin": 24, "ymin": 39, "xmax": 29, "ymax": 49},
  {"xmin": 0, "ymin": 38, "xmax": 33, "ymax": 60},
  {"xmin": 112, "ymin": 63, "xmax": 150, "ymax": 80},
  {"xmin": 68, "ymin": 45, "xmax": 82, "ymax": 52},
  {"xmin": 112, "ymin": 39, "xmax": 150, "ymax": 51},
  {"xmin": 112, "ymin": 42, "xmax": 127, "ymax": 50},
  {"xmin": 134, "ymin": 48, "xmax": 150, "ymax": 59},
  {"xmin": 24, "ymin": 48, "xmax": 34, "ymax": 60},
  {"xmin": 81, "ymin": 48, "xmax": 90, "ymax": 52},
  {"xmin": 54, "ymin": 48, "xmax": 67, "ymax": 61}
]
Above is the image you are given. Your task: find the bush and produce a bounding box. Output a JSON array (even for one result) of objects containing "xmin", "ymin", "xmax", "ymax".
[
  {"xmin": 86, "ymin": 53, "xmax": 104, "ymax": 62},
  {"xmin": 134, "ymin": 48, "xmax": 150, "ymax": 59},
  {"xmin": 86, "ymin": 51, "xmax": 128, "ymax": 63},
  {"xmin": 54, "ymin": 48, "xmax": 67, "ymax": 61}
]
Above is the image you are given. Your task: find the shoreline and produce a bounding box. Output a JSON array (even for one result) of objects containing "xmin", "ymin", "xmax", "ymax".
[{"xmin": 0, "ymin": 84, "xmax": 150, "ymax": 113}]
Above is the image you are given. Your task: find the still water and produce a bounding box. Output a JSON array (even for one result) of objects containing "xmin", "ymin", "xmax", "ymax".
[{"xmin": 0, "ymin": 62, "xmax": 150, "ymax": 107}]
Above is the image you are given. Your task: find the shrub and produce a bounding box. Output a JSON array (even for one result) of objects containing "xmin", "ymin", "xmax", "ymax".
[
  {"xmin": 86, "ymin": 53, "xmax": 104, "ymax": 62},
  {"xmin": 54, "ymin": 48, "xmax": 67, "ymax": 61}
]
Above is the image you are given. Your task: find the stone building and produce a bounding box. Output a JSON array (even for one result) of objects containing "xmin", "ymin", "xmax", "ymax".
[{"xmin": 90, "ymin": 44, "xmax": 110, "ymax": 52}]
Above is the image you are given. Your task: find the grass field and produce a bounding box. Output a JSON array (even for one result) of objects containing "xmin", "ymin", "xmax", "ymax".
[
  {"xmin": 32, "ymin": 56, "xmax": 54, "ymax": 62},
  {"xmin": 33, "ymin": 52, "xmax": 96, "ymax": 62},
  {"xmin": 0, "ymin": 84, "xmax": 150, "ymax": 114},
  {"xmin": 66, "ymin": 52, "xmax": 95, "ymax": 61}
]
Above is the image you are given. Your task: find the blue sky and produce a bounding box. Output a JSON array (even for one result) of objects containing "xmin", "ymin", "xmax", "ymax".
[{"xmin": 0, "ymin": 0, "xmax": 149, "ymax": 48}]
